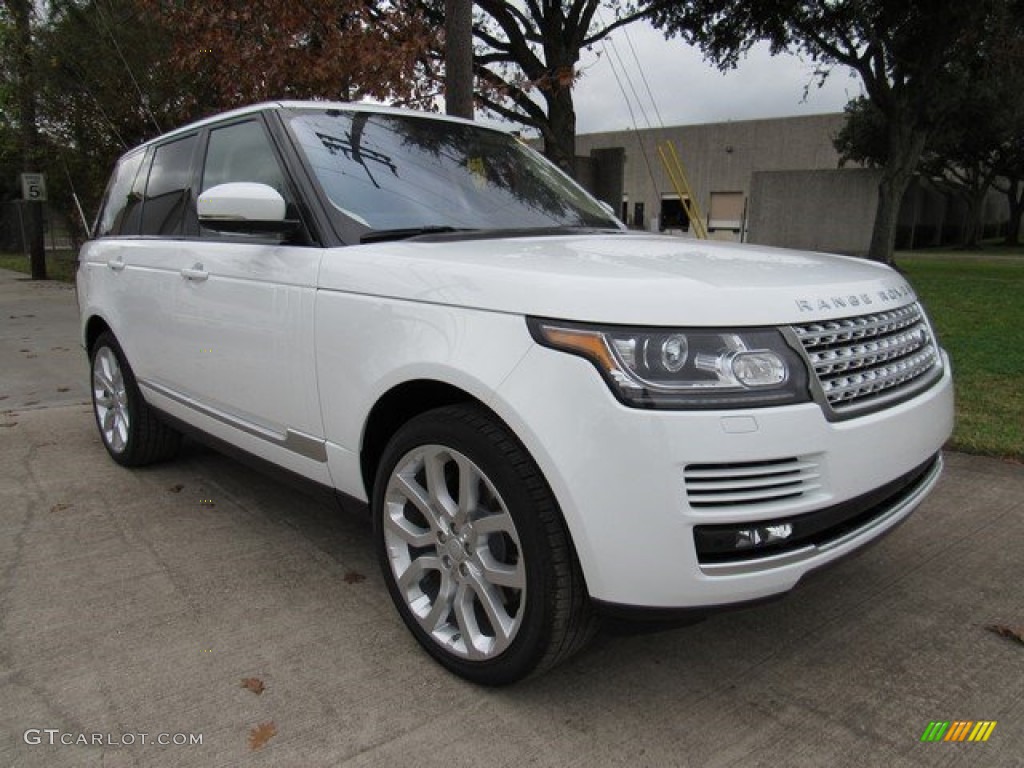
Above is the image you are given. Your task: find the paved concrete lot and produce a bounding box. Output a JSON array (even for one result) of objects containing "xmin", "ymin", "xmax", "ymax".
[{"xmin": 1, "ymin": 268, "xmax": 1022, "ymax": 767}]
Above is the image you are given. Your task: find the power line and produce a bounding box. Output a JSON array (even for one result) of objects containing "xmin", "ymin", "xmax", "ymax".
[
  {"xmin": 622, "ymin": 23, "xmax": 666, "ymax": 130},
  {"xmin": 594, "ymin": 13, "xmax": 661, "ymax": 200},
  {"xmin": 92, "ymin": 0, "xmax": 163, "ymax": 135}
]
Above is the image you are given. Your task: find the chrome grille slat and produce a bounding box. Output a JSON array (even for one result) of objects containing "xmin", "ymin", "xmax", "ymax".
[{"xmin": 793, "ymin": 303, "xmax": 941, "ymax": 413}]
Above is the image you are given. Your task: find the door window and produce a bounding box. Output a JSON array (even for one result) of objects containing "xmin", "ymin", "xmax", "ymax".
[
  {"xmin": 201, "ymin": 120, "xmax": 287, "ymax": 196},
  {"xmin": 140, "ymin": 135, "xmax": 199, "ymax": 236}
]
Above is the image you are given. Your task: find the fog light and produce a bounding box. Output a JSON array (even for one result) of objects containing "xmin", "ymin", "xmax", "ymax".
[{"xmin": 735, "ymin": 523, "xmax": 794, "ymax": 550}]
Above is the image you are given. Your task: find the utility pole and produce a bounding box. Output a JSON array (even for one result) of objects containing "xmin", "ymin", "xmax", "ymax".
[
  {"xmin": 445, "ymin": 0, "xmax": 474, "ymax": 119},
  {"xmin": 8, "ymin": 0, "xmax": 47, "ymax": 279}
]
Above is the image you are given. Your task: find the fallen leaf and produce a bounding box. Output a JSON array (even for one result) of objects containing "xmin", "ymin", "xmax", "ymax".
[
  {"xmin": 50, "ymin": 503, "xmax": 72, "ymax": 513},
  {"xmin": 248, "ymin": 721, "xmax": 276, "ymax": 751},
  {"xmin": 986, "ymin": 624, "xmax": 1024, "ymax": 646},
  {"xmin": 343, "ymin": 570, "xmax": 366, "ymax": 584},
  {"xmin": 168, "ymin": 484, "xmax": 184, "ymax": 493},
  {"xmin": 240, "ymin": 677, "xmax": 266, "ymax": 695}
]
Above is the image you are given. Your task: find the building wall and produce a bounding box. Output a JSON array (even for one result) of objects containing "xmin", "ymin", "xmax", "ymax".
[
  {"xmin": 571, "ymin": 113, "xmax": 1012, "ymax": 253},
  {"xmin": 747, "ymin": 168, "xmax": 881, "ymax": 254},
  {"xmin": 574, "ymin": 113, "xmax": 848, "ymax": 235}
]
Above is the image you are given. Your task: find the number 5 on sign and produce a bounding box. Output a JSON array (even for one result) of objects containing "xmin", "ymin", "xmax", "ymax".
[{"xmin": 21, "ymin": 173, "xmax": 47, "ymax": 202}]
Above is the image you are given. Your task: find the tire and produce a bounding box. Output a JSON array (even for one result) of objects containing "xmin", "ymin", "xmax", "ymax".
[
  {"xmin": 372, "ymin": 404, "xmax": 596, "ymax": 685},
  {"xmin": 90, "ymin": 331, "xmax": 181, "ymax": 466}
]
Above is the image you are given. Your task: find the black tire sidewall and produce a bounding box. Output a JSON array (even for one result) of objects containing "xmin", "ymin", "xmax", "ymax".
[{"xmin": 372, "ymin": 405, "xmax": 563, "ymax": 685}]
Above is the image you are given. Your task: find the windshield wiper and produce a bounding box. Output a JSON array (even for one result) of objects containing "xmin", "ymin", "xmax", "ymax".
[{"xmin": 359, "ymin": 226, "xmax": 477, "ymax": 244}]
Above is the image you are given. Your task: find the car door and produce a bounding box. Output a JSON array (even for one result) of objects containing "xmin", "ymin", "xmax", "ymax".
[
  {"xmin": 144, "ymin": 116, "xmax": 329, "ymax": 483},
  {"xmin": 110, "ymin": 134, "xmax": 203, "ymax": 396}
]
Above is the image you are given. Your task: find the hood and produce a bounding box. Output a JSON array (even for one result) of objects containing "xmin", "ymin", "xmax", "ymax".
[{"xmin": 316, "ymin": 232, "xmax": 917, "ymax": 326}]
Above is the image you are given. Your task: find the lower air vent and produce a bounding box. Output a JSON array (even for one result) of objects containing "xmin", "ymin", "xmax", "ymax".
[{"xmin": 684, "ymin": 457, "xmax": 822, "ymax": 509}]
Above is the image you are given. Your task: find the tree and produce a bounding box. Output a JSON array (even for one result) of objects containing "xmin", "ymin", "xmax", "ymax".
[
  {"xmin": 833, "ymin": 3, "xmax": 1024, "ymax": 250},
  {"xmin": 33, "ymin": 0, "xmax": 198, "ymax": 237},
  {"xmin": 650, "ymin": 0, "xmax": 1005, "ymax": 264},
  {"xmin": 140, "ymin": 0, "xmax": 437, "ymax": 111},
  {"xmin": 421, "ymin": 1, "xmax": 657, "ymax": 175},
  {"xmin": 994, "ymin": 144, "xmax": 1024, "ymax": 247},
  {"xmin": 3, "ymin": 0, "xmax": 46, "ymax": 278}
]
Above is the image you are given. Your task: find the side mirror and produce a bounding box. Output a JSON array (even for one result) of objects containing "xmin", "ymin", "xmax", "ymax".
[{"xmin": 197, "ymin": 182, "xmax": 298, "ymax": 234}]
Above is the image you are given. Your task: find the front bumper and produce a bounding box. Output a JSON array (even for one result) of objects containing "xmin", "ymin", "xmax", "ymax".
[{"xmin": 492, "ymin": 345, "xmax": 954, "ymax": 609}]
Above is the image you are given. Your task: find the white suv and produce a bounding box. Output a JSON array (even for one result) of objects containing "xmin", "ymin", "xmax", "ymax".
[{"xmin": 77, "ymin": 101, "xmax": 954, "ymax": 684}]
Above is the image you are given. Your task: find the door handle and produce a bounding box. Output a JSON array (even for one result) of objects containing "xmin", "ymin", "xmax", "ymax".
[
  {"xmin": 181, "ymin": 264, "xmax": 209, "ymax": 282},
  {"xmin": 106, "ymin": 258, "xmax": 125, "ymax": 272}
]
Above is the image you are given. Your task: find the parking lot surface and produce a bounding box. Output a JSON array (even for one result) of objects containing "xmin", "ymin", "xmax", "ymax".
[{"xmin": 1, "ymin": 268, "xmax": 1022, "ymax": 767}]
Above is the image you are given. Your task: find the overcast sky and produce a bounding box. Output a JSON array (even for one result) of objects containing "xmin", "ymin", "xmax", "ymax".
[{"xmin": 568, "ymin": 21, "xmax": 863, "ymax": 134}]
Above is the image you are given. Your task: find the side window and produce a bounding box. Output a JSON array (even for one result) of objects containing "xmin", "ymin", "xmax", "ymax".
[
  {"xmin": 95, "ymin": 150, "xmax": 145, "ymax": 237},
  {"xmin": 201, "ymin": 120, "xmax": 287, "ymax": 197},
  {"xmin": 140, "ymin": 135, "xmax": 198, "ymax": 236}
]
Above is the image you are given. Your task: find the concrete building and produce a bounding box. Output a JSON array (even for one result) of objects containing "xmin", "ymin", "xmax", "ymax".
[{"xmin": 569, "ymin": 113, "xmax": 1010, "ymax": 255}]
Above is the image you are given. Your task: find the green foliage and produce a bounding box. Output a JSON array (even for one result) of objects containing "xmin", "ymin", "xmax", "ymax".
[
  {"xmin": 833, "ymin": 98, "xmax": 887, "ymax": 169},
  {"xmin": 899, "ymin": 251, "xmax": 1024, "ymax": 460}
]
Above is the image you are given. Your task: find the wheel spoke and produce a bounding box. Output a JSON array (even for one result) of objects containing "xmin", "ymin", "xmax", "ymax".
[
  {"xmin": 100, "ymin": 408, "xmax": 116, "ymax": 432},
  {"xmin": 422, "ymin": 572, "xmax": 456, "ymax": 631},
  {"xmin": 397, "ymin": 554, "xmax": 442, "ymax": 595},
  {"xmin": 452, "ymin": 583, "xmax": 486, "ymax": 660},
  {"xmin": 472, "ymin": 509, "xmax": 516, "ymax": 537},
  {"xmin": 384, "ymin": 509, "xmax": 434, "ymax": 548},
  {"xmin": 477, "ymin": 553, "xmax": 525, "ymax": 589},
  {"xmin": 395, "ymin": 472, "xmax": 444, "ymax": 532},
  {"xmin": 424, "ymin": 450, "xmax": 458, "ymax": 522},
  {"xmin": 114, "ymin": 412, "xmax": 129, "ymax": 447},
  {"xmin": 454, "ymin": 454, "xmax": 479, "ymax": 528},
  {"xmin": 468, "ymin": 574, "xmax": 515, "ymax": 645}
]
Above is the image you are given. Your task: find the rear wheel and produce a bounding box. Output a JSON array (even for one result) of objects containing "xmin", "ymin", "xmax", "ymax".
[
  {"xmin": 373, "ymin": 404, "xmax": 595, "ymax": 685},
  {"xmin": 90, "ymin": 331, "xmax": 181, "ymax": 466}
]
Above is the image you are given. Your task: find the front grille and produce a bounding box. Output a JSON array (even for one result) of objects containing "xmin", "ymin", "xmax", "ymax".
[
  {"xmin": 792, "ymin": 303, "xmax": 941, "ymax": 414},
  {"xmin": 684, "ymin": 457, "xmax": 822, "ymax": 509}
]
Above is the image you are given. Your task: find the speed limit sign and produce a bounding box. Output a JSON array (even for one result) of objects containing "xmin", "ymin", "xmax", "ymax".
[{"xmin": 21, "ymin": 173, "xmax": 47, "ymax": 202}]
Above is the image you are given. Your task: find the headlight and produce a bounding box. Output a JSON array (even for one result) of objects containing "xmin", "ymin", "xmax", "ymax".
[{"xmin": 528, "ymin": 318, "xmax": 811, "ymax": 409}]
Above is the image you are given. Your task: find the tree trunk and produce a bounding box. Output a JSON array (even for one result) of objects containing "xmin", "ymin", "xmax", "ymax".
[
  {"xmin": 1004, "ymin": 179, "xmax": 1023, "ymax": 247},
  {"xmin": 867, "ymin": 124, "xmax": 927, "ymax": 265},
  {"xmin": 444, "ymin": 0, "xmax": 474, "ymax": 119},
  {"xmin": 542, "ymin": 84, "xmax": 577, "ymax": 178},
  {"xmin": 868, "ymin": 171, "xmax": 914, "ymax": 265},
  {"xmin": 958, "ymin": 188, "xmax": 986, "ymax": 249},
  {"xmin": 10, "ymin": 0, "xmax": 47, "ymax": 279}
]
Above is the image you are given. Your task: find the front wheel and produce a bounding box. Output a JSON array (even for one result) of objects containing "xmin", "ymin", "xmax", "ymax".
[{"xmin": 372, "ymin": 404, "xmax": 595, "ymax": 685}]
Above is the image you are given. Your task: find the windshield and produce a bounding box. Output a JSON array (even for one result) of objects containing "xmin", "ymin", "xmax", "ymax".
[{"xmin": 287, "ymin": 109, "xmax": 620, "ymax": 237}]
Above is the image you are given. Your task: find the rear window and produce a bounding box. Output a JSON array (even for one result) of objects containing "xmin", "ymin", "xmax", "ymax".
[{"xmin": 94, "ymin": 150, "xmax": 145, "ymax": 237}]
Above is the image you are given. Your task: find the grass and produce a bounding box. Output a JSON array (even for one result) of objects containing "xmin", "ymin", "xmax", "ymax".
[
  {"xmin": 3, "ymin": 246, "xmax": 1021, "ymax": 459},
  {"xmin": 0, "ymin": 251, "xmax": 78, "ymax": 282},
  {"xmin": 897, "ymin": 249, "xmax": 1024, "ymax": 461}
]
